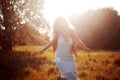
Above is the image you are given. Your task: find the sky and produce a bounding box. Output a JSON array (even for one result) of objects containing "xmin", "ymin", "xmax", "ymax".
[{"xmin": 43, "ymin": 0, "xmax": 120, "ymax": 23}]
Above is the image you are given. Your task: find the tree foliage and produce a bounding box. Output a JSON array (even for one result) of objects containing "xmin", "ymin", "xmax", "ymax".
[
  {"xmin": 14, "ymin": 26, "xmax": 49, "ymax": 46},
  {"xmin": 0, "ymin": 0, "xmax": 48, "ymax": 50},
  {"xmin": 70, "ymin": 8, "xmax": 120, "ymax": 50}
]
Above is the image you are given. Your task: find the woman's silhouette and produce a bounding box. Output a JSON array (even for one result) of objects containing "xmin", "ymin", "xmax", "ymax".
[{"xmin": 40, "ymin": 16, "xmax": 91, "ymax": 80}]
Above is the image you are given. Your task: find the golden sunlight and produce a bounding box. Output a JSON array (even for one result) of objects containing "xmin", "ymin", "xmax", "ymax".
[
  {"xmin": 43, "ymin": 0, "xmax": 90, "ymax": 23},
  {"xmin": 43, "ymin": 0, "xmax": 120, "ymax": 24}
]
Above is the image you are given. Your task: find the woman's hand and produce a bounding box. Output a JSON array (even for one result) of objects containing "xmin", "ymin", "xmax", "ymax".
[
  {"xmin": 39, "ymin": 41, "xmax": 53, "ymax": 55},
  {"xmin": 85, "ymin": 48, "xmax": 91, "ymax": 53},
  {"xmin": 40, "ymin": 49, "xmax": 45, "ymax": 55}
]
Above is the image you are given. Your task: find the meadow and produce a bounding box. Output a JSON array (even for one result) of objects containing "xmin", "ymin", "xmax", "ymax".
[{"xmin": 0, "ymin": 46, "xmax": 120, "ymax": 80}]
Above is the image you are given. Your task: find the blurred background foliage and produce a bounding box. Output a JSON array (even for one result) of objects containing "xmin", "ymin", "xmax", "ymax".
[
  {"xmin": 0, "ymin": 0, "xmax": 120, "ymax": 51},
  {"xmin": 69, "ymin": 8, "xmax": 120, "ymax": 50},
  {"xmin": 0, "ymin": 0, "xmax": 49, "ymax": 50}
]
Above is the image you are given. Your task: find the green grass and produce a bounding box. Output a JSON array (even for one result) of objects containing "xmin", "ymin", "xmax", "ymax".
[{"xmin": 0, "ymin": 47, "xmax": 120, "ymax": 80}]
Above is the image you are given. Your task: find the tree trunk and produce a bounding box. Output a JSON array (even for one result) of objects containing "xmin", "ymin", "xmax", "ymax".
[{"xmin": 1, "ymin": 0, "xmax": 12, "ymax": 50}]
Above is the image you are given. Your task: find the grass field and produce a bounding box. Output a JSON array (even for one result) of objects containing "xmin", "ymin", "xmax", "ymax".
[{"xmin": 0, "ymin": 46, "xmax": 120, "ymax": 80}]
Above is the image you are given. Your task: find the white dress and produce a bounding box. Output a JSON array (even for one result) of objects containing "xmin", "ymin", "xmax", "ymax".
[{"xmin": 55, "ymin": 35, "xmax": 79, "ymax": 80}]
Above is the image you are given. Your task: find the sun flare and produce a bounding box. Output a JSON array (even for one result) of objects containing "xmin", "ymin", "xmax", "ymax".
[
  {"xmin": 43, "ymin": 0, "xmax": 90, "ymax": 23},
  {"xmin": 43, "ymin": 0, "xmax": 120, "ymax": 25}
]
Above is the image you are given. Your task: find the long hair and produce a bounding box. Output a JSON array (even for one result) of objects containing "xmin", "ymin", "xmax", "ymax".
[{"xmin": 52, "ymin": 16, "xmax": 77, "ymax": 57}]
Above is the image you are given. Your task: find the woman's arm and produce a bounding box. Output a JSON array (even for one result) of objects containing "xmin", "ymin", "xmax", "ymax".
[
  {"xmin": 71, "ymin": 31, "xmax": 91, "ymax": 52},
  {"xmin": 40, "ymin": 40, "xmax": 53, "ymax": 54}
]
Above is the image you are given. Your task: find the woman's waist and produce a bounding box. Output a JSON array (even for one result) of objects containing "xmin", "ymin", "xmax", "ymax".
[
  {"xmin": 55, "ymin": 57, "xmax": 74, "ymax": 61},
  {"xmin": 55, "ymin": 56, "xmax": 74, "ymax": 61},
  {"xmin": 56, "ymin": 52, "xmax": 73, "ymax": 58}
]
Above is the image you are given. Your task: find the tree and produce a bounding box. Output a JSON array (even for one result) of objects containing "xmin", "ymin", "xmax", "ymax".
[
  {"xmin": 0, "ymin": 0, "xmax": 47, "ymax": 50},
  {"xmin": 69, "ymin": 8, "xmax": 120, "ymax": 50},
  {"xmin": 14, "ymin": 25, "xmax": 49, "ymax": 46}
]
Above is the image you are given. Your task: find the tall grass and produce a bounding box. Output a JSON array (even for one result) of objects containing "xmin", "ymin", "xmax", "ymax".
[{"xmin": 0, "ymin": 46, "xmax": 120, "ymax": 80}]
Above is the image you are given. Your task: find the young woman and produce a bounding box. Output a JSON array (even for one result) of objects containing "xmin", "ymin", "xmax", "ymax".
[{"xmin": 40, "ymin": 16, "xmax": 91, "ymax": 80}]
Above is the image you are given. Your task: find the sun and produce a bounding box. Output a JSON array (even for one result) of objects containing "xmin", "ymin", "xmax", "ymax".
[
  {"xmin": 43, "ymin": 0, "xmax": 89, "ymax": 24},
  {"xmin": 43, "ymin": 0, "xmax": 120, "ymax": 25}
]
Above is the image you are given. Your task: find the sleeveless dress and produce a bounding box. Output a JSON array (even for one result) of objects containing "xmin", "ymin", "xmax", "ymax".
[{"xmin": 55, "ymin": 35, "xmax": 80, "ymax": 80}]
